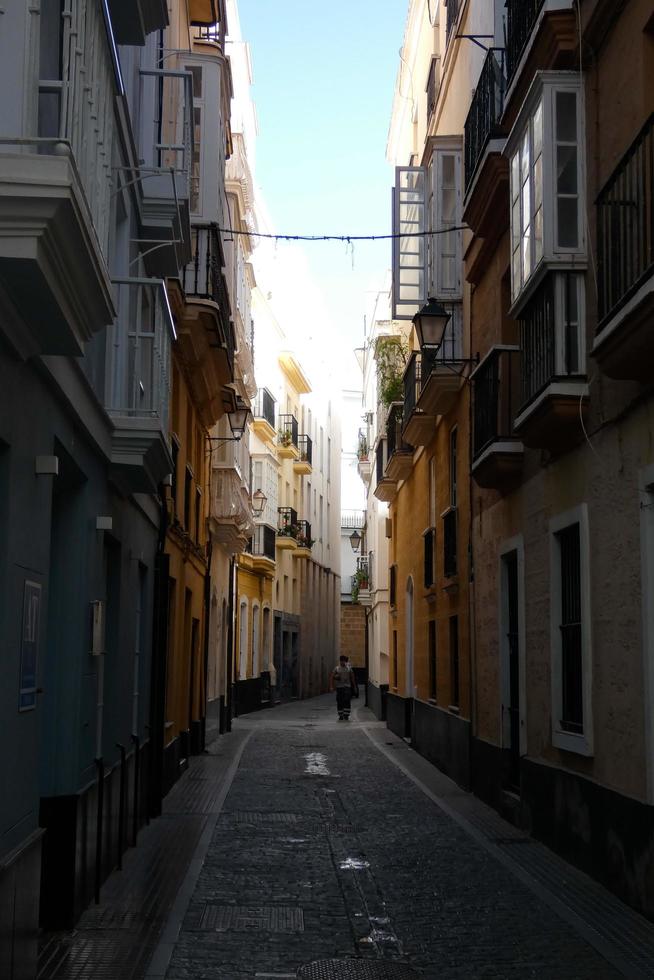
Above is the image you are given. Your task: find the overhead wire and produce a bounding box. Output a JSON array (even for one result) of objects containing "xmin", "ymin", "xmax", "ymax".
[{"xmin": 215, "ymin": 225, "xmax": 468, "ymax": 243}]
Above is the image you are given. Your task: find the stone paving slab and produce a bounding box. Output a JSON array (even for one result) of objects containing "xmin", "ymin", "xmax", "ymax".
[
  {"xmin": 164, "ymin": 699, "xmax": 650, "ymax": 979},
  {"xmin": 37, "ymin": 696, "xmax": 654, "ymax": 980}
]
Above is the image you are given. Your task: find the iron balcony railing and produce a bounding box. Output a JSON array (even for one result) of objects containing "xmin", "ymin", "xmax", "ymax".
[
  {"xmin": 106, "ymin": 278, "xmax": 174, "ymax": 430},
  {"xmin": 520, "ymin": 276, "xmax": 556, "ymax": 408},
  {"xmin": 254, "ymin": 388, "xmax": 275, "ymax": 429},
  {"xmin": 596, "ymin": 113, "xmax": 654, "ymax": 326},
  {"xmin": 278, "ymin": 413, "xmax": 298, "ymax": 450},
  {"xmin": 298, "ymin": 434, "xmax": 313, "ymax": 465},
  {"xmin": 472, "ymin": 347, "xmax": 522, "ymax": 458},
  {"xmin": 446, "ymin": 0, "xmax": 460, "ymax": 39},
  {"xmin": 506, "ymin": 0, "xmax": 545, "ymax": 82},
  {"xmin": 443, "ymin": 509, "xmax": 457, "ymax": 578},
  {"xmin": 375, "ymin": 440, "xmax": 385, "ymax": 485},
  {"xmin": 277, "ymin": 506, "xmax": 298, "ymax": 538},
  {"xmin": 183, "ymin": 224, "xmax": 235, "ymax": 368},
  {"xmin": 248, "ymin": 524, "xmax": 276, "ymax": 561},
  {"xmin": 464, "ymin": 48, "xmax": 506, "ymax": 190},
  {"xmin": 403, "ymin": 353, "xmax": 422, "ymax": 422},
  {"xmin": 389, "ymin": 564, "xmax": 397, "ymax": 607},
  {"xmin": 296, "ymin": 520, "xmax": 313, "ymax": 549},
  {"xmin": 386, "ymin": 403, "xmax": 411, "ymax": 460},
  {"xmin": 341, "ymin": 510, "xmax": 366, "ymax": 529}
]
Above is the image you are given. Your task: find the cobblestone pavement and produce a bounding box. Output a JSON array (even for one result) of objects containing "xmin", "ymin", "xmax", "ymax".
[{"xmin": 147, "ymin": 697, "xmax": 654, "ymax": 980}]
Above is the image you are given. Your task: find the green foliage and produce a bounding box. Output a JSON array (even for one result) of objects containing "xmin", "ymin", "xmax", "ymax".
[{"xmin": 375, "ymin": 336, "xmax": 408, "ymax": 408}]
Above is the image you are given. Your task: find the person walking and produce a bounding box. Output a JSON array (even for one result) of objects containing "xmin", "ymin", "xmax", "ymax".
[{"xmin": 330, "ymin": 655, "xmax": 358, "ymax": 720}]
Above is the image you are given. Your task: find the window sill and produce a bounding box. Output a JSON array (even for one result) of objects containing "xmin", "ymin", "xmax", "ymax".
[
  {"xmin": 552, "ymin": 728, "xmax": 593, "ymax": 757},
  {"xmin": 448, "ymin": 704, "xmax": 460, "ymax": 715}
]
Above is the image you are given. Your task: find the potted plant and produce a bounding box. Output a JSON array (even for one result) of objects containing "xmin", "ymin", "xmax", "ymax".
[{"xmin": 278, "ymin": 428, "xmax": 293, "ymax": 447}]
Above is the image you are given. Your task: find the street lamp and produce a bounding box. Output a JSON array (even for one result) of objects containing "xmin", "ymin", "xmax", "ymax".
[
  {"xmin": 349, "ymin": 529, "xmax": 361, "ymax": 552},
  {"xmin": 227, "ymin": 398, "xmax": 252, "ymax": 439},
  {"xmin": 251, "ymin": 488, "xmax": 267, "ymax": 517},
  {"xmin": 412, "ymin": 297, "xmax": 451, "ymax": 349}
]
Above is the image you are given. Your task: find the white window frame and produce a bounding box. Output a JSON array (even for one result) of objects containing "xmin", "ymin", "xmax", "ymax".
[
  {"xmin": 251, "ymin": 603, "xmax": 260, "ymax": 677},
  {"xmin": 238, "ymin": 598, "xmax": 249, "ymax": 680},
  {"xmin": 549, "ymin": 504, "xmax": 593, "ymax": 756},
  {"xmin": 429, "ymin": 139, "xmax": 463, "ymax": 300},
  {"xmin": 392, "ymin": 166, "xmax": 428, "ymax": 319},
  {"xmin": 506, "ymin": 72, "xmax": 586, "ymax": 311},
  {"xmin": 499, "ymin": 536, "xmax": 527, "ymax": 757}
]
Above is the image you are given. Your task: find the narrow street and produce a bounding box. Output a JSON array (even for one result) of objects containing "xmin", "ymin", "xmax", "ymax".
[{"xmin": 38, "ymin": 697, "xmax": 654, "ymax": 980}]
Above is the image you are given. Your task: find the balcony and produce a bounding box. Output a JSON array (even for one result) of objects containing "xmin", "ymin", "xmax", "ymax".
[
  {"xmin": 105, "ymin": 279, "xmax": 174, "ymax": 493},
  {"xmin": 463, "ymin": 49, "xmax": 508, "ymax": 248},
  {"xmin": 294, "ymin": 520, "xmax": 313, "ymax": 559},
  {"xmin": 385, "ymin": 403, "xmax": 413, "ymax": 482},
  {"xmin": 0, "ymin": 142, "xmax": 115, "ymax": 359},
  {"xmin": 210, "ymin": 465, "xmax": 253, "ymax": 553},
  {"xmin": 417, "ymin": 319, "xmax": 465, "ymax": 418},
  {"xmin": 443, "ymin": 508, "xmax": 457, "ymax": 580},
  {"xmin": 277, "ymin": 507, "xmax": 298, "ymax": 551},
  {"xmin": 472, "ymin": 346, "xmax": 524, "ymax": 491},
  {"xmin": 107, "ymin": 0, "xmax": 168, "ymax": 44},
  {"xmin": 181, "ymin": 225, "xmax": 235, "ymax": 403},
  {"xmin": 138, "ymin": 68, "xmax": 194, "ymax": 276},
  {"xmin": 592, "ymin": 114, "xmax": 654, "ymax": 382},
  {"xmin": 506, "ymin": 0, "xmax": 545, "ymax": 83},
  {"xmin": 294, "ymin": 435, "xmax": 313, "ymax": 476},
  {"xmin": 504, "ymin": 0, "xmax": 577, "ymax": 110},
  {"xmin": 373, "ymin": 440, "xmax": 397, "ymax": 503},
  {"xmin": 351, "ymin": 556, "xmax": 370, "ymax": 603},
  {"xmin": 243, "ymin": 524, "xmax": 276, "ymax": 577},
  {"xmin": 402, "ymin": 353, "xmax": 437, "ymax": 447},
  {"xmin": 277, "ymin": 414, "xmax": 299, "ymax": 460},
  {"xmin": 252, "ymin": 388, "xmax": 276, "ymax": 443},
  {"xmin": 464, "ymin": 49, "xmax": 507, "ymax": 193},
  {"xmin": 356, "ymin": 431, "xmax": 372, "ymax": 481},
  {"xmin": 513, "ymin": 273, "xmax": 588, "ymax": 452}
]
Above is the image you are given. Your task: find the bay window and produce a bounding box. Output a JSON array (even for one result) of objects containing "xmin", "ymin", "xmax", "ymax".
[
  {"xmin": 391, "ymin": 138, "xmax": 462, "ymax": 319},
  {"xmin": 507, "ymin": 74, "xmax": 585, "ymax": 307}
]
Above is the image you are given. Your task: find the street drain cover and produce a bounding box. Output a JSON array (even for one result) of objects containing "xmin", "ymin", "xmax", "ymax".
[{"xmin": 297, "ymin": 961, "xmax": 419, "ymax": 979}]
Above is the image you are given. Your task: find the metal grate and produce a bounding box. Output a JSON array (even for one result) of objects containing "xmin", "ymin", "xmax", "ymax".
[
  {"xmin": 196, "ymin": 905, "xmax": 304, "ymax": 933},
  {"xmin": 297, "ymin": 961, "xmax": 419, "ymax": 979},
  {"xmin": 232, "ymin": 811, "xmax": 301, "ymax": 824}
]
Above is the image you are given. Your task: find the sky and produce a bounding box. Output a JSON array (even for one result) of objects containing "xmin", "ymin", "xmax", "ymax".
[{"xmin": 237, "ymin": 0, "xmax": 407, "ymax": 385}]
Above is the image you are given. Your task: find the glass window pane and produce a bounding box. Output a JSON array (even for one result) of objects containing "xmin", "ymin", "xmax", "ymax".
[
  {"xmin": 533, "ymin": 100, "xmax": 543, "ymax": 157},
  {"xmin": 522, "ymin": 229, "xmax": 532, "ymax": 279},
  {"xmin": 558, "ymin": 198, "xmax": 579, "ymax": 248},
  {"xmin": 38, "ymin": 91, "xmax": 61, "ymax": 138},
  {"xmin": 40, "ymin": 0, "xmax": 62, "ymax": 80},
  {"xmin": 520, "ymin": 131, "xmax": 530, "ymax": 181},
  {"xmin": 442, "ymin": 188, "xmax": 455, "ymax": 222},
  {"xmin": 556, "ymin": 91, "xmax": 577, "ymax": 142},
  {"xmin": 512, "ymin": 249, "xmax": 521, "ymax": 297},
  {"xmin": 557, "ymin": 145, "xmax": 578, "ymax": 194},
  {"xmin": 187, "ymin": 66, "xmax": 203, "ymax": 98},
  {"xmin": 511, "ymin": 152, "xmax": 520, "ymax": 202},
  {"xmin": 442, "ymin": 155, "xmax": 455, "ymax": 185},
  {"xmin": 534, "ymin": 155, "xmax": 543, "ymax": 210},
  {"xmin": 522, "ymin": 180, "xmax": 530, "ymax": 234},
  {"xmin": 512, "ymin": 199, "xmax": 521, "ymax": 250},
  {"xmin": 534, "ymin": 207, "xmax": 543, "ymax": 263}
]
